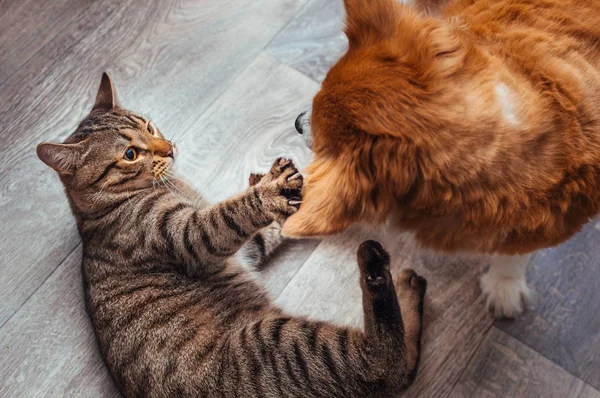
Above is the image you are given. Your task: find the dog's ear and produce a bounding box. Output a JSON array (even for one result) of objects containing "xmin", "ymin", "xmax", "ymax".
[
  {"xmin": 344, "ymin": 0, "xmax": 465, "ymax": 75},
  {"xmin": 282, "ymin": 157, "xmax": 360, "ymax": 238},
  {"xmin": 428, "ymin": 23, "xmax": 466, "ymax": 77},
  {"xmin": 343, "ymin": 0, "xmax": 401, "ymax": 47}
]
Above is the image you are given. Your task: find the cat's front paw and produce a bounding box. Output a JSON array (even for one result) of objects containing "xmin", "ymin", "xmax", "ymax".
[
  {"xmin": 248, "ymin": 173, "xmax": 265, "ymax": 187},
  {"xmin": 255, "ymin": 158, "xmax": 303, "ymax": 223}
]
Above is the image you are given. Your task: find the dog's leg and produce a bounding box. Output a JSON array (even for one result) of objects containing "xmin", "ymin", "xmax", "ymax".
[{"xmin": 480, "ymin": 253, "xmax": 535, "ymax": 319}]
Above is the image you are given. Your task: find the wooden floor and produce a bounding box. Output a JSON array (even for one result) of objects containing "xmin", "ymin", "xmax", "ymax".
[{"xmin": 1, "ymin": 0, "xmax": 599, "ymax": 396}]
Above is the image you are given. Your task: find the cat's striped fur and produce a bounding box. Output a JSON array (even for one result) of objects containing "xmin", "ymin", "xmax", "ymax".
[{"xmin": 36, "ymin": 73, "xmax": 427, "ymax": 397}]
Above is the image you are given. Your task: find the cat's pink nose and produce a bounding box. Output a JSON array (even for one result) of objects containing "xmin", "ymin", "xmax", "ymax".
[
  {"xmin": 151, "ymin": 140, "xmax": 175, "ymax": 158},
  {"xmin": 164, "ymin": 143, "xmax": 177, "ymax": 159}
]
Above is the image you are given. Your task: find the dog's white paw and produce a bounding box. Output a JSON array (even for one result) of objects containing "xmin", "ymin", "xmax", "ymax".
[{"xmin": 480, "ymin": 271, "xmax": 534, "ymax": 319}]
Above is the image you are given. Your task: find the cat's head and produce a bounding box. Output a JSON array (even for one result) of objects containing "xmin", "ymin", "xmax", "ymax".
[{"xmin": 37, "ymin": 73, "xmax": 176, "ymax": 209}]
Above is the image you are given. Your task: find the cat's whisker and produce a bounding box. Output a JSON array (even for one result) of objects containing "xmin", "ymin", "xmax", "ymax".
[
  {"xmin": 165, "ymin": 175, "xmax": 186, "ymax": 185},
  {"xmin": 160, "ymin": 175, "xmax": 178, "ymax": 198},
  {"xmin": 163, "ymin": 175, "xmax": 188, "ymax": 198},
  {"xmin": 161, "ymin": 173, "xmax": 187, "ymax": 197},
  {"xmin": 164, "ymin": 170, "xmax": 185, "ymax": 183}
]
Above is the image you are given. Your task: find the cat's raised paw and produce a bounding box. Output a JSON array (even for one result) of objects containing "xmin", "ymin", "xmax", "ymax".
[
  {"xmin": 357, "ymin": 240, "xmax": 392, "ymax": 290},
  {"xmin": 255, "ymin": 158, "xmax": 304, "ymax": 223}
]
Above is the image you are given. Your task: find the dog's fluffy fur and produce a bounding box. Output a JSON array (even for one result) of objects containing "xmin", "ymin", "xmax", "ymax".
[{"xmin": 284, "ymin": 0, "xmax": 600, "ymax": 256}]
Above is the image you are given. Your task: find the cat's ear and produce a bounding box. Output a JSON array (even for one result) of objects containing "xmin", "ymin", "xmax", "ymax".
[
  {"xmin": 92, "ymin": 72, "xmax": 120, "ymax": 111},
  {"xmin": 36, "ymin": 142, "xmax": 84, "ymax": 175}
]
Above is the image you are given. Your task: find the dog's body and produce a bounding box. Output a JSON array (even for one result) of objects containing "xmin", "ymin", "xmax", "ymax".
[{"xmin": 285, "ymin": 0, "xmax": 600, "ymax": 317}]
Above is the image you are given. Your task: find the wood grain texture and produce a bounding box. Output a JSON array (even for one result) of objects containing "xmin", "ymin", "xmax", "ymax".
[
  {"xmin": 0, "ymin": 0, "xmax": 307, "ymax": 327},
  {"xmin": 174, "ymin": 52, "xmax": 318, "ymax": 199},
  {"xmin": 449, "ymin": 328, "xmax": 600, "ymax": 398},
  {"xmin": 276, "ymin": 226, "xmax": 495, "ymax": 397},
  {"xmin": 0, "ymin": 0, "xmax": 92, "ymax": 85},
  {"xmin": 267, "ymin": 0, "xmax": 348, "ymax": 82},
  {"xmin": 497, "ymin": 217, "xmax": 600, "ymax": 389},
  {"xmin": 0, "ymin": 246, "xmax": 119, "ymax": 397}
]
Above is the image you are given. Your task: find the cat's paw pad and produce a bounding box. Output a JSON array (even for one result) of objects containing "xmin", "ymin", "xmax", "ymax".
[
  {"xmin": 480, "ymin": 272, "xmax": 534, "ymax": 319},
  {"xmin": 358, "ymin": 240, "xmax": 392, "ymax": 289}
]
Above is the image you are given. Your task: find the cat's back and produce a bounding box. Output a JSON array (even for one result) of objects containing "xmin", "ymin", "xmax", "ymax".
[
  {"xmin": 81, "ymin": 246, "xmax": 221, "ymax": 393},
  {"xmin": 79, "ymin": 189, "xmax": 270, "ymax": 396}
]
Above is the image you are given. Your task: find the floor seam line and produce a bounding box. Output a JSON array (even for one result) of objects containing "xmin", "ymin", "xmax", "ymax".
[
  {"xmin": 263, "ymin": 0, "xmax": 312, "ymax": 51},
  {"xmin": 274, "ymin": 240, "xmax": 324, "ymax": 300},
  {"xmin": 0, "ymin": 241, "xmax": 82, "ymax": 330},
  {"xmin": 444, "ymin": 323, "xmax": 493, "ymax": 398},
  {"xmin": 495, "ymin": 327, "xmax": 600, "ymax": 391}
]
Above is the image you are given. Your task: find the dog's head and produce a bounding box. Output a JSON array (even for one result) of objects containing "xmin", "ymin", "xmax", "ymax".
[{"xmin": 284, "ymin": 0, "xmax": 470, "ymax": 238}]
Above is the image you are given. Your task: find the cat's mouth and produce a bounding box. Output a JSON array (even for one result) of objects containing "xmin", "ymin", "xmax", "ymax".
[{"xmin": 152, "ymin": 157, "xmax": 174, "ymax": 181}]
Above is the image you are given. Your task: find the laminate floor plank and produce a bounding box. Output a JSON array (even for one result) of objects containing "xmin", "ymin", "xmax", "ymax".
[
  {"xmin": 0, "ymin": 0, "xmax": 92, "ymax": 85},
  {"xmin": 0, "ymin": 246, "xmax": 120, "ymax": 397},
  {"xmin": 173, "ymin": 51, "xmax": 323, "ymax": 296},
  {"xmin": 449, "ymin": 327, "xmax": 600, "ymax": 398},
  {"xmin": 267, "ymin": 0, "xmax": 347, "ymax": 82}
]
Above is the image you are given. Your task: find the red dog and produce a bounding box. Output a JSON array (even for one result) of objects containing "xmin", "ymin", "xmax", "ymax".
[{"xmin": 284, "ymin": 0, "xmax": 600, "ymax": 318}]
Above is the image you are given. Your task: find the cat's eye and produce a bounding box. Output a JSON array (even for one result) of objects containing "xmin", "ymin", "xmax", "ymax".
[{"xmin": 124, "ymin": 148, "xmax": 137, "ymax": 161}]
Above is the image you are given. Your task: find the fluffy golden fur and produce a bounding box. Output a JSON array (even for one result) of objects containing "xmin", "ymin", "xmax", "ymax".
[{"xmin": 284, "ymin": 0, "xmax": 600, "ymax": 255}]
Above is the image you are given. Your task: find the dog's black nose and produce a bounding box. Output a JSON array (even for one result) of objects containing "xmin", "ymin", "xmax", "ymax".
[{"xmin": 295, "ymin": 111, "xmax": 306, "ymax": 135}]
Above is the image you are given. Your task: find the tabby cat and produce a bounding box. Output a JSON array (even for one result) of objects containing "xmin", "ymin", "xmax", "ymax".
[{"xmin": 36, "ymin": 73, "xmax": 427, "ymax": 398}]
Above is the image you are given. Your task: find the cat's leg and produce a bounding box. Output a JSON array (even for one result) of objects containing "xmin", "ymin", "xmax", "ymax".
[
  {"xmin": 357, "ymin": 240, "xmax": 427, "ymax": 390},
  {"xmin": 234, "ymin": 168, "xmax": 298, "ymax": 270},
  {"xmin": 480, "ymin": 253, "xmax": 534, "ymax": 318},
  {"xmin": 235, "ymin": 222, "xmax": 284, "ymax": 270},
  {"xmin": 155, "ymin": 158, "xmax": 302, "ymax": 275},
  {"xmin": 218, "ymin": 240, "xmax": 426, "ymax": 397}
]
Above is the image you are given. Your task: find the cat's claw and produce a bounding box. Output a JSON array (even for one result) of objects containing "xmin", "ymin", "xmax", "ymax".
[{"xmin": 287, "ymin": 172, "xmax": 303, "ymax": 181}]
